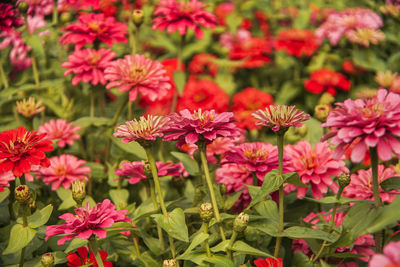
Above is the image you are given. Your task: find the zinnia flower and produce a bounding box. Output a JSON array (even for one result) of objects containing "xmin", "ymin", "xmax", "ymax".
[
  {"xmin": 274, "ymin": 29, "xmax": 321, "ymax": 57},
  {"xmin": 152, "ymin": 0, "xmax": 217, "ymax": 40},
  {"xmin": 0, "ymin": 171, "xmax": 15, "ymax": 192},
  {"xmin": 16, "ymin": 97, "xmax": 45, "ymax": 118},
  {"xmin": 45, "ymin": 199, "xmax": 131, "ymax": 245},
  {"xmin": 346, "ymin": 28, "xmax": 385, "ymax": 47},
  {"xmin": 322, "ymin": 89, "xmax": 400, "ymax": 162},
  {"xmin": 0, "ymin": 4, "xmax": 23, "ymax": 32},
  {"xmin": 38, "ymin": 119, "xmax": 81, "ymax": 148},
  {"xmin": 214, "ymin": 2, "xmax": 234, "ymax": 26},
  {"xmin": 0, "ymin": 127, "xmax": 53, "ymax": 177},
  {"xmin": 60, "ymin": 13, "xmax": 127, "ymax": 48},
  {"xmin": 105, "ymin": 54, "xmax": 171, "ymax": 102},
  {"xmin": 252, "ymin": 105, "xmax": 310, "ymax": 132},
  {"xmin": 18, "ymin": 0, "xmax": 53, "ymax": 16},
  {"xmin": 343, "ymin": 165, "xmax": 399, "ymax": 203},
  {"xmin": 342, "ymin": 60, "xmax": 364, "ymax": 75},
  {"xmin": 304, "ymin": 68, "xmax": 351, "ymax": 95},
  {"xmin": 229, "ymin": 37, "xmax": 272, "ymax": 68},
  {"xmin": 67, "ymin": 246, "xmax": 112, "ymax": 267},
  {"xmin": 0, "ymin": 30, "xmax": 32, "ymax": 71},
  {"xmin": 62, "ymin": 48, "xmax": 116, "ymax": 86},
  {"xmin": 35, "ymin": 154, "xmax": 91, "ymax": 191},
  {"xmin": 254, "ymin": 257, "xmax": 283, "ymax": 267},
  {"xmin": 188, "ymin": 53, "xmax": 219, "ymax": 77},
  {"xmin": 163, "ymin": 109, "xmax": 240, "ymax": 146},
  {"xmin": 284, "ymin": 141, "xmax": 348, "ymax": 199},
  {"xmin": 369, "ymin": 241, "xmax": 400, "ymax": 267}
]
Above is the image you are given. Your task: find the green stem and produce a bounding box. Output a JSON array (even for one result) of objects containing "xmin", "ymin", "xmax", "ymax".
[
  {"xmin": 31, "ymin": 57, "xmax": 40, "ymax": 88},
  {"xmin": 133, "ymin": 236, "xmax": 141, "ymax": 256},
  {"xmin": 0, "ymin": 61, "xmax": 9, "ymax": 89},
  {"xmin": 252, "ymin": 172, "xmax": 258, "ymax": 186},
  {"xmin": 19, "ymin": 204, "xmax": 28, "ymax": 267},
  {"xmin": 88, "ymin": 237, "xmax": 105, "ymax": 267},
  {"xmin": 274, "ymin": 133, "xmax": 285, "ymax": 258},
  {"xmin": 88, "ymin": 90, "xmax": 95, "ymax": 163},
  {"xmin": 149, "ymin": 178, "xmax": 165, "ymax": 251},
  {"xmin": 199, "ymin": 143, "xmax": 226, "ymax": 241},
  {"xmin": 203, "ymin": 223, "xmax": 211, "ymax": 257},
  {"xmin": 226, "ymin": 231, "xmax": 238, "ymax": 259},
  {"xmin": 8, "ymin": 180, "xmax": 15, "ymax": 220}
]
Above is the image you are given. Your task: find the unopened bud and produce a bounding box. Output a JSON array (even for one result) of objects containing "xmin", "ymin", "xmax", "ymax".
[
  {"xmin": 29, "ymin": 200, "xmax": 36, "ymax": 211},
  {"xmin": 143, "ymin": 161, "xmax": 152, "ymax": 177},
  {"xmin": 163, "ymin": 259, "xmax": 178, "ymax": 267},
  {"xmin": 233, "ymin": 212, "xmax": 249, "ymax": 233},
  {"xmin": 60, "ymin": 12, "xmax": 72, "ymax": 23},
  {"xmin": 41, "ymin": 253, "xmax": 54, "ymax": 267},
  {"xmin": 319, "ymin": 92, "xmax": 335, "ymax": 105},
  {"xmin": 338, "ymin": 173, "xmax": 351, "ymax": 188},
  {"xmin": 132, "ymin": 10, "xmax": 144, "ymax": 27},
  {"xmin": 219, "ymin": 184, "xmax": 227, "ymax": 195},
  {"xmin": 314, "ymin": 104, "xmax": 331, "ymax": 122},
  {"xmin": 72, "ymin": 180, "xmax": 86, "ymax": 205},
  {"xmin": 294, "ymin": 124, "xmax": 307, "ymax": 137},
  {"xmin": 200, "ymin": 203, "xmax": 213, "ymax": 223},
  {"xmin": 15, "ymin": 185, "xmax": 31, "ymax": 204},
  {"xmin": 18, "ymin": 2, "xmax": 28, "ymax": 12}
]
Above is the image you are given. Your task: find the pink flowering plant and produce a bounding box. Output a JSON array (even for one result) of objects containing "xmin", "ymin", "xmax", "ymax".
[{"xmin": 2, "ymin": 0, "xmax": 400, "ymax": 266}]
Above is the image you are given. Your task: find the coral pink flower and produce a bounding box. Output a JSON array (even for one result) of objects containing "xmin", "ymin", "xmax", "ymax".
[
  {"xmin": 322, "ymin": 89, "xmax": 400, "ymax": 162},
  {"xmin": 206, "ymin": 135, "xmax": 244, "ymax": 164},
  {"xmin": 60, "ymin": 13, "xmax": 127, "ymax": 49},
  {"xmin": 45, "ymin": 199, "xmax": 131, "ymax": 245},
  {"xmin": 274, "ymin": 29, "xmax": 321, "ymax": 57},
  {"xmin": 188, "ymin": 53, "xmax": 218, "ymax": 77},
  {"xmin": 369, "ymin": 241, "xmax": 400, "ymax": 267},
  {"xmin": 304, "ymin": 68, "xmax": 351, "ymax": 95},
  {"xmin": 115, "ymin": 161, "xmax": 187, "ymax": 184},
  {"xmin": 163, "ymin": 109, "xmax": 240, "ymax": 146},
  {"xmin": 254, "ymin": 257, "xmax": 283, "ymax": 267},
  {"xmin": 0, "ymin": 171, "xmax": 15, "ymax": 192},
  {"xmin": 38, "ymin": 119, "xmax": 81, "ymax": 148},
  {"xmin": 67, "ymin": 246, "xmax": 112, "ymax": 267},
  {"xmin": 343, "ymin": 165, "xmax": 399, "ymax": 203},
  {"xmin": 284, "ymin": 141, "xmax": 348, "ymax": 199},
  {"xmin": 62, "ymin": 48, "xmax": 116, "ymax": 86},
  {"xmin": 0, "ymin": 4, "xmax": 23, "ymax": 32},
  {"xmin": 35, "ymin": 154, "xmax": 90, "ymax": 190},
  {"xmin": 152, "ymin": 0, "xmax": 217, "ymax": 40},
  {"xmin": 105, "ymin": 54, "xmax": 171, "ymax": 102},
  {"xmin": 0, "ymin": 30, "xmax": 32, "ymax": 71}
]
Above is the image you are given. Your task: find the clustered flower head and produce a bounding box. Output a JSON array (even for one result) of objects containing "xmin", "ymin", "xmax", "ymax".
[
  {"xmin": 45, "ymin": 199, "xmax": 131, "ymax": 245},
  {"xmin": 254, "ymin": 257, "xmax": 283, "ymax": 267},
  {"xmin": 375, "ymin": 70, "xmax": 400, "ymax": 93},
  {"xmin": 152, "ymin": 0, "xmax": 217, "ymax": 40},
  {"xmin": 274, "ymin": 29, "xmax": 321, "ymax": 57},
  {"xmin": 105, "ymin": 54, "xmax": 171, "ymax": 102},
  {"xmin": 304, "ymin": 68, "xmax": 351, "ymax": 95},
  {"xmin": 346, "ymin": 28, "xmax": 385, "ymax": 47},
  {"xmin": 322, "ymin": 89, "xmax": 400, "ymax": 162},
  {"xmin": 0, "ymin": 4, "xmax": 23, "ymax": 32},
  {"xmin": 38, "ymin": 119, "xmax": 81, "ymax": 148},
  {"xmin": 16, "ymin": 97, "xmax": 45, "ymax": 118}
]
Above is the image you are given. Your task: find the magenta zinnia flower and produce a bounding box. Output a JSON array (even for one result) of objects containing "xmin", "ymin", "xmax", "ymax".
[
  {"xmin": 60, "ymin": 13, "xmax": 127, "ymax": 49},
  {"xmin": 322, "ymin": 89, "xmax": 400, "ymax": 162},
  {"xmin": 284, "ymin": 141, "xmax": 348, "ymax": 199},
  {"xmin": 0, "ymin": 4, "xmax": 23, "ymax": 32},
  {"xmin": 62, "ymin": 48, "xmax": 116, "ymax": 86},
  {"xmin": 35, "ymin": 154, "xmax": 90, "ymax": 190},
  {"xmin": 369, "ymin": 241, "xmax": 400, "ymax": 267},
  {"xmin": 152, "ymin": 0, "xmax": 217, "ymax": 40},
  {"xmin": 343, "ymin": 165, "xmax": 399, "ymax": 203},
  {"xmin": 38, "ymin": 119, "xmax": 81, "ymax": 148},
  {"xmin": 0, "ymin": 30, "xmax": 32, "ymax": 71},
  {"xmin": 163, "ymin": 109, "xmax": 240, "ymax": 146},
  {"xmin": 105, "ymin": 54, "xmax": 171, "ymax": 102},
  {"xmin": 45, "ymin": 199, "xmax": 131, "ymax": 245}
]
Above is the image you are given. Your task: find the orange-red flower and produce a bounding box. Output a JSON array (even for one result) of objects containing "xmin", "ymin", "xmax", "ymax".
[
  {"xmin": 304, "ymin": 68, "xmax": 351, "ymax": 95},
  {"xmin": 275, "ymin": 29, "xmax": 321, "ymax": 57}
]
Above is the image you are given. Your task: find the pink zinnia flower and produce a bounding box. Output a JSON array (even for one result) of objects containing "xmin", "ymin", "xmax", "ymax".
[
  {"xmin": 163, "ymin": 109, "xmax": 240, "ymax": 146},
  {"xmin": 322, "ymin": 89, "xmax": 400, "ymax": 162},
  {"xmin": 152, "ymin": 0, "xmax": 217, "ymax": 40},
  {"xmin": 284, "ymin": 141, "xmax": 348, "ymax": 199},
  {"xmin": 18, "ymin": 0, "xmax": 53, "ymax": 16},
  {"xmin": 38, "ymin": 119, "xmax": 81, "ymax": 148},
  {"xmin": 35, "ymin": 154, "xmax": 90, "ymax": 190},
  {"xmin": 343, "ymin": 165, "xmax": 399, "ymax": 203},
  {"xmin": 369, "ymin": 241, "xmax": 400, "ymax": 267},
  {"xmin": 105, "ymin": 54, "xmax": 171, "ymax": 102},
  {"xmin": 0, "ymin": 4, "xmax": 23, "ymax": 32},
  {"xmin": 27, "ymin": 15, "xmax": 50, "ymax": 36},
  {"xmin": 45, "ymin": 199, "xmax": 131, "ymax": 245},
  {"xmin": 0, "ymin": 30, "xmax": 32, "ymax": 71},
  {"xmin": 60, "ymin": 13, "xmax": 127, "ymax": 49},
  {"xmin": 0, "ymin": 171, "xmax": 15, "ymax": 191},
  {"xmin": 115, "ymin": 161, "xmax": 187, "ymax": 184},
  {"xmin": 62, "ymin": 48, "xmax": 116, "ymax": 86}
]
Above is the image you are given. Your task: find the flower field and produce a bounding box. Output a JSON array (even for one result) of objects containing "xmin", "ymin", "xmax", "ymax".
[{"xmin": 1, "ymin": 0, "xmax": 400, "ymax": 266}]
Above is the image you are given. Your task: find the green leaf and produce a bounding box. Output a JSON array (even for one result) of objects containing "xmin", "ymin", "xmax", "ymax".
[
  {"xmin": 292, "ymin": 252, "xmax": 317, "ymax": 267},
  {"xmin": 111, "ymin": 138, "xmax": 146, "ymax": 159},
  {"xmin": 254, "ymin": 200, "xmax": 279, "ymax": 221},
  {"xmin": 304, "ymin": 196, "xmax": 365, "ymax": 205},
  {"xmin": 3, "ymin": 224, "xmax": 36, "ymax": 255},
  {"xmin": 284, "ymin": 172, "xmax": 307, "ymax": 187},
  {"xmin": 171, "ymin": 151, "xmax": 199, "ymax": 175},
  {"xmin": 211, "ymin": 240, "xmax": 230, "ymax": 252},
  {"xmin": 215, "ymin": 73, "xmax": 236, "ymax": 96},
  {"xmin": 203, "ymin": 255, "xmax": 234, "ymax": 267},
  {"xmin": 275, "ymin": 82, "xmax": 301, "ymax": 104},
  {"xmin": 231, "ymin": 240, "xmax": 274, "ymax": 257},
  {"xmin": 366, "ymin": 195, "xmax": 400, "ymax": 234},
  {"xmin": 26, "ymin": 204, "xmax": 53, "ymax": 228},
  {"xmin": 320, "ymin": 260, "xmax": 337, "ymax": 267},
  {"xmin": 280, "ymin": 226, "xmax": 337, "ymax": 242},
  {"xmin": 26, "ymin": 35, "xmax": 45, "ymax": 64},
  {"xmin": 133, "ymin": 254, "xmax": 161, "ymax": 267},
  {"xmin": 151, "ymin": 208, "xmax": 189, "ymax": 242},
  {"xmin": 74, "ymin": 116, "xmax": 111, "ymax": 130},
  {"xmin": 247, "ymin": 170, "xmax": 283, "ymax": 208},
  {"xmin": 64, "ymin": 238, "xmax": 87, "ymax": 253},
  {"xmin": 109, "ymin": 189, "xmax": 129, "ymax": 208},
  {"xmin": 0, "ymin": 187, "xmax": 10, "ymax": 203},
  {"xmin": 178, "ymin": 232, "xmax": 209, "ymax": 259},
  {"xmin": 380, "ymin": 177, "xmax": 400, "ymax": 191},
  {"xmin": 173, "ymin": 71, "xmax": 186, "ymax": 94},
  {"xmin": 224, "ymin": 190, "xmax": 243, "ymax": 210},
  {"xmin": 352, "ymin": 50, "xmax": 386, "ymax": 72},
  {"xmin": 56, "ymin": 188, "xmax": 76, "ymax": 210},
  {"xmin": 85, "ymin": 162, "xmax": 106, "ymax": 180}
]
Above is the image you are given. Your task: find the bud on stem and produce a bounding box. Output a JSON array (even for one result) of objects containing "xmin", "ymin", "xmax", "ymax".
[{"xmin": 41, "ymin": 253, "xmax": 54, "ymax": 267}]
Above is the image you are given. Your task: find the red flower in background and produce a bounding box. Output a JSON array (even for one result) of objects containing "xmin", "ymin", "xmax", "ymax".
[
  {"xmin": 232, "ymin": 87, "xmax": 273, "ymax": 130},
  {"xmin": 254, "ymin": 11, "xmax": 270, "ymax": 36},
  {"xmin": 214, "ymin": 2, "xmax": 234, "ymax": 26},
  {"xmin": 342, "ymin": 60, "xmax": 365, "ymax": 75},
  {"xmin": 304, "ymin": 68, "xmax": 351, "ymax": 95},
  {"xmin": 275, "ymin": 29, "xmax": 321, "ymax": 57},
  {"xmin": 177, "ymin": 76, "xmax": 229, "ymax": 112},
  {"xmin": 229, "ymin": 37, "xmax": 272, "ymax": 68},
  {"xmin": 0, "ymin": 127, "xmax": 53, "ymax": 177},
  {"xmin": 67, "ymin": 246, "xmax": 112, "ymax": 267},
  {"xmin": 0, "ymin": 4, "xmax": 23, "ymax": 33},
  {"xmin": 188, "ymin": 53, "xmax": 219, "ymax": 77},
  {"xmin": 254, "ymin": 257, "xmax": 283, "ymax": 267}
]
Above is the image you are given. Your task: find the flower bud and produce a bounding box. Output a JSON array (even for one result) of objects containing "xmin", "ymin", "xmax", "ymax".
[
  {"xmin": 314, "ymin": 104, "xmax": 331, "ymax": 122},
  {"xmin": 16, "ymin": 97, "xmax": 45, "ymax": 118},
  {"xmin": 163, "ymin": 259, "xmax": 178, "ymax": 267},
  {"xmin": 338, "ymin": 173, "xmax": 351, "ymax": 188},
  {"xmin": 60, "ymin": 12, "xmax": 72, "ymax": 23},
  {"xmin": 41, "ymin": 253, "xmax": 54, "ymax": 267},
  {"xmin": 15, "ymin": 185, "xmax": 31, "ymax": 204},
  {"xmin": 29, "ymin": 200, "xmax": 37, "ymax": 212},
  {"xmin": 200, "ymin": 202, "xmax": 213, "ymax": 223},
  {"xmin": 319, "ymin": 92, "xmax": 335, "ymax": 105},
  {"xmin": 219, "ymin": 184, "xmax": 227, "ymax": 195},
  {"xmin": 233, "ymin": 212, "xmax": 249, "ymax": 233},
  {"xmin": 294, "ymin": 124, "xmax": 307, "ymax": 137},
  {"xmin": 143, "ymin": 161, "xmax": 152, "ymax": 177},
  {"xmin": 18, "ymin": 2, "xmax": 28, "ymax": 12},
  {"xmin": 132, "ymin": 10, "xmax": 144, "ymax": 27},
  {"xmin": 72, "ymin": 180, "xmax": 86, "ymax": 205}
]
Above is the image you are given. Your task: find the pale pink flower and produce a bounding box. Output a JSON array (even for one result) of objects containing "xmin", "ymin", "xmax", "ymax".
[
  {"xmin": 0, "ymin": 171, "xmax": 15, "ymax": 190},
  {"xmin": 0, "ymin": 30, "xmax": 32, "ymax": 71},
  {"xmin": 62, "ymin": 48, "xmax": 116, "ymax": 86},
  {"xmin": 27, "ymin": 15, "xmax": 50, "ymax": 36},
  {"xmin": 45, "ymin": 199, "xmax": 131, "ymax": 245},
  {"xmin": 152, "ymin": 0, "xmax": 217, "ymax": 40},
  {"xmin": 163, "ymin": 109, "xmax": 240, "ymax": 146},
  {"xmin": 219, "ymin": 28, "xmax": 251, "ymax": 50},
  {"xmin": 369, "ymin": 241, "xmax": 400, "ymax": 267},
  {"xmin": 284, "ymin": 141, "xmax": 348, "ymax": 199},
  {"xmin": 346, "ymin": 28, "xmax": 385, "ymax": 47},
  {"xmin": 322, "ymin": 89, "xmax": 400, "ymax": 162},
  {"xmin": 38, "ymin": 119, "xmax": 81, "ymax": 148},
  {"xmin": 105, "ymin": 54, "xmax": 171, "ymax": 102},
  {"xmin": 343, "ymin": 165, "xmax": 399, "ymax": 203},
  {"xmin": 18, "ymin": 0, "xmax": 53, "ymax": 16},
  {"xmin": 35, "ymin": 154, "xmax": 90, "ymax": 190}
]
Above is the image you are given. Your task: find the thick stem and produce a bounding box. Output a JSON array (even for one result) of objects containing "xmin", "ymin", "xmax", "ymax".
[
  {"xmin": 252, "ymin": 172, "xmax": 258, "ymax": 186},
  {"xmin": 203, "ymin": 223, "xmax": 211, "ymax": 257},
  {"xmin": 88, "ymin": 237, "xmax": 105, "ymax": 267},
  {"xmin": 226, "ymin": 231, "xmax": 238, "ymax": 259},
  {"xmin": 199, "ymin": 143, "xmax": 226, "ymax": 241},
  {"xmin": 149, "ymin": 178, "xmax": 165, "ymax": 251},
  {"xmin": 0, "ymin": 61, "xmax": 9, "ymax": 89},
  {"xmin": 274, "ymin": 133, "xmax": 285, "ymax": 257},
  {"xmin": 19, "ymin": 204, "xmax": 28, "ymax": 267}
]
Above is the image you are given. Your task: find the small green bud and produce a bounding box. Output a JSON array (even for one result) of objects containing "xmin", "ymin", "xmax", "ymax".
[
  {"xmin": 60, "ymin": 12, "xmax": 72, "ymax": 23},
  {"xmin": 72, "ymin": 180, "xmax": 86, "ymax": 205},
  {"xmin": 15, "ymin": 185, "xmax": 31, "ymax": 204},
  {"xmin": 338, "ymin": 173, "xmax": 351, "ymax": 188},
  {"xmin": 143, "ymin": 161, "xmax": 152, "ymax": 177},
  {"xmin": 319, "ymin": 92, "xmax": 335, "ymax": 105},
  {"xmin": 200, "ymin": 202, "xmax": 213, "ymax": 223},
  {"xmin": 219, "ymin": 184, "xmax": 227, "ymax": 195},
  {"xmin": 233, "ymin": 212, "xmax": 249, "ymax": 233},
  {"xmin": 314, "ymin": 104, "xmax": 331, "ymax": 122},
  {"xmin": 294, "ymin": 124, "xmax": 307, "ymax": 137},
  {"xmin": 163, "ymin": 259, "xmax": 178, "ymax": 267},
  {"xmin": 132, "ymin": 10, "xmax": 144, "ymax": 27},
  {"xmin": 18, "ymin": 2, "xmax": 28, "ymax": 12},
  {"xmin": 41, "ymin": 253, "xmax": 54, "ymax": 267}
]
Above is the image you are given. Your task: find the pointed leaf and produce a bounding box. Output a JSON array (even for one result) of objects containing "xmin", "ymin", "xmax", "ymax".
[
  {"xmin": 380, "ymin": 177, "xmax": 400, "ymax": 191},
  {"xmin": 232, "ymin": 240, "xmax": 274, "ymax": 257},
  {"xmin": 178, "ymin": 232, "xmax": 209, "ymax": 259},
  {"xmin": 3, "ymin": 224, "xmax": 36, "ymax": 255},
  {"xmin": 203, "ymin": 255, "xmax": 235, "ymax": 267},
  {"xmin": 171, "ymin": 151, "xmax": 199, "ymax": 175},
  {"xmin": 280, "ymin": 226, "xmax": 337, "ymax": 242},
  {"xmin": 247, "ymin": 170, "xmax": 283, "ymax": 208},
  {"xmin": 0, "ymin": 187, "xmax": 10, "ymax": 203},
  {"xmin": 151, "ymin": 208, "xmax": 189, "ymax": 242}
]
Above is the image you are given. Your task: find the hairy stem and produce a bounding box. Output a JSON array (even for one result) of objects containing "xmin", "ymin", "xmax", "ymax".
[{"xmin": 274, "ymin": 133, "xmax": 285, "ymax": 257}]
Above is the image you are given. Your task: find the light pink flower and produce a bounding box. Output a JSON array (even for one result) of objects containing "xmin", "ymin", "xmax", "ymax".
[
  {"xmin": 62, "ymin": 48, "xmax": 116, "ymax": 86},
  {"xmin": 152, "ymin": 0, "xmax": 217, "ymax": 40},
  {"xmin": 27, "ymin": 15, "xmax": 50, "ymax": 36},
  {"xmin": 284, "ymin": 141, "xmax": 348, "ymax": 199},
  {"xmin": 0, "ymin": 30, "xmax": 32, "ymax": 71},
  {"xmin": 369, "ymin": 241, "xmax": 400, "ymax": 267},
  {"xmin": 219, "ymin": 28, "xmax": 251, "ymax": 50},
  {"xmin": 60, "ymin": 13, "xmax": 127, "ymax": 49},
  {"xmin": 45, "ymin": 199, "xmax": 131, "ymax": 245},
  {"xmin": 115, "ymin": 161, "xmax": 188, "ymax": 184},
  {"xmin": 163, "ymin": 109, "xmax": 240, "ymax": 146},
  {"xmin": 0, "ymin": 171, "xmax": 15, "ymax": 190},
  {"xmin": 343, "ymin": 165, "xmax": 399, "ymax": 203},
  {"xmin": 105, "ymin": 54, "xmax": 171, "ymax": 102},
  {"xmin": 322, "ymin": 89, "xmax": 400, "ymax": 162},
  {"xmin": 38, "ymin": 119, "xmax": 81, "ymax": 148},
  {"xmin": 35, "ymin": 154, "xmax": 90, "ymax": 190},
  {"xmin": 18, "ymin": 0, "xmax": 53, "ymax": 16}
]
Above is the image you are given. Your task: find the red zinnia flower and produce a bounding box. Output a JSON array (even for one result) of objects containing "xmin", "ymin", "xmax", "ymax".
[
  {"xmin": 214, "ymin": 2, "xmax": 234, "ymax": 26},
  {"xmin": 188, "ymin": 53, "xmax": 219, "ymax": 77},
  {"xmin": 274, "ymin": 29, "xmax": 321, "ymax": 57},
  {"xmin": 342, "ymin": 60, "xmax": 365, "ymax": 75},
  {"xmin": 304, "ymin": 68, "xmax": 351, "ymax": 95},
  {"xmin": 67, "ymin": 246, "xmax": 112, "ymax": 267},
  {"xmin": 229, "ymin": 37, "xmax": 272, "ymax": 68},
  {"xmin": 0, "ymin": 127, "xmax": 53, "ymax": 177},
  {"xmin": 254, "ymin": 257, "xmax": 283, "ymax": 267},
  {"xmin": 0, "ymin": 4, "xmax": 23, "ymax": 33}
]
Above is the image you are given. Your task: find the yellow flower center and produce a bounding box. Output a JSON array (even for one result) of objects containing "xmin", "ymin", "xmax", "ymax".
[
  {"xmin": 55, "ymin": 164, "xmax": 67, "ymax": 176},
  {"xmin": 302, "ymin": 153, "xmax": 317, "ymax": 169},
  {"xmin": 244, "ymin": 148, "xmax": 268, "ymax": 161}
]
